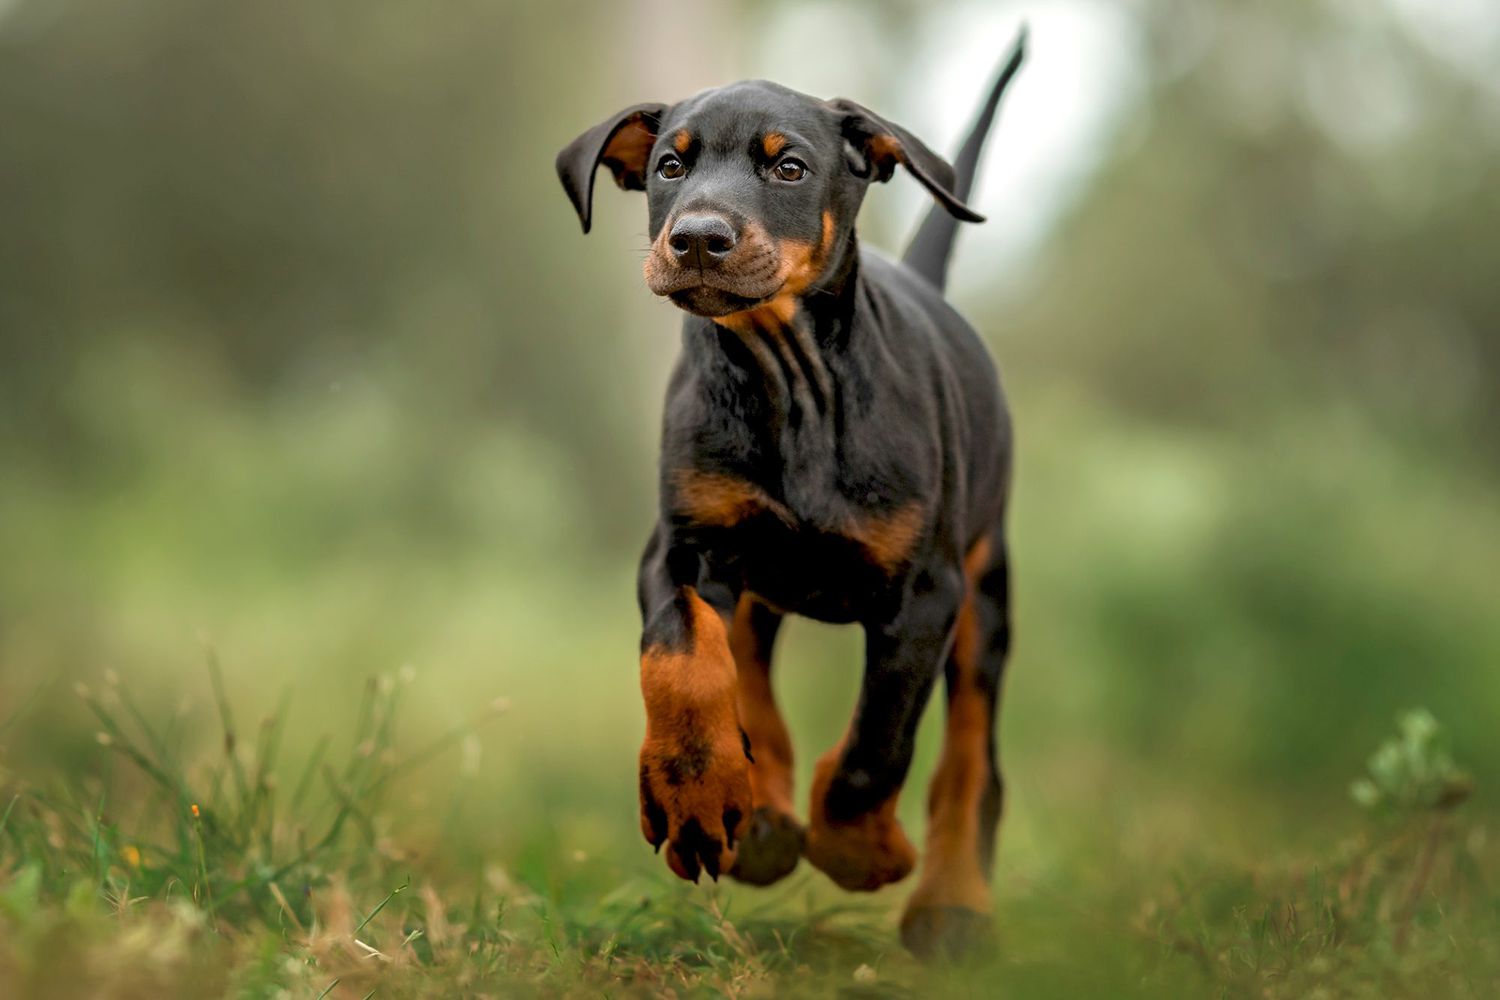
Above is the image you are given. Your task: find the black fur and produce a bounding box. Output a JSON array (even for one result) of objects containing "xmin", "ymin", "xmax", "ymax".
[{"xmin": 904, "ymin": 27, "xmax": 1029, "ymax": 287}]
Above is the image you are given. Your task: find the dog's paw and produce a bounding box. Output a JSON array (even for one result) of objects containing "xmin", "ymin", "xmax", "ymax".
[
  {"xmin": 803, "ymin": 754, "xmax": 915, "ymax": 891},
  {"xmin": 899, "ymin": 904, "xmax": 993, "ymax": 960},
  {"xmin": 639, "ymin": 732, "xmax": 752, "ymax": 882},
  {"xmin": 804, "ymin": 808, "xmax": 916, "ymax": 890},
  {"xmin": 727, "ymin": 806, "xmax": 803, "ymax": 886}
]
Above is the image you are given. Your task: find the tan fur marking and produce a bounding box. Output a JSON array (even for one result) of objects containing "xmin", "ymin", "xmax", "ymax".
[
  {"xmin": 641, "ymin": 220, "xmax": 678, "ymax": 292},
  {"xmin": 640, "ymin": 590, "xmax": 736, "ymax": 721},
  {"xmin": 672, "ymin": 469, "xmax": 793, "ymax": 528},
  {"xmin": 867, "ymin": 133, "xmax": 904, "ymax": 172},
  {"xmin": 730, "ymin": 595, "xmax": 795, "ymax": 817},
  {"xmin": 714, "ymin": 297, "xmax": 799, "ymax": 338},
  {"xmin": 804, "ymin": 733, "xmax": 916, "ymax": 891},
  {"xmin": 716, "ymin": 211, "xmax": 837, "ymax": 336},
  {"xmin": 639, "ymin": 588, "xmax": 751, "ymax": 879},
  {"xmin": 905, "ymin": 537, "xmax": 998, "ymax": 917},
  {"xmin": 673, "ymin": 129, "xmax": 692, "ymax": 154},
  {"xmin": 846, "ymin": 501, "xmax": 926, "ymax": 573},
  {"xmin": 601, "ymin": 117, "xmax": 658, "ymax": 187},
  {"xmin": 761, "ymin": 132, "xmax": 787, "ymax": 157}
]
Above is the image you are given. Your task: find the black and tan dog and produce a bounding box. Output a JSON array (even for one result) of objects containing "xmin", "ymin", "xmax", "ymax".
[{"xmin": 556, "ymin": 31, "xmax": 1027, "ymax": 957}]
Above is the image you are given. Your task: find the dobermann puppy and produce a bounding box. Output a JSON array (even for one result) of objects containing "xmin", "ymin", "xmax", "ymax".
[{"xmin": 557, "ymin": 31, "xmax": 1027, "ymax": 957}]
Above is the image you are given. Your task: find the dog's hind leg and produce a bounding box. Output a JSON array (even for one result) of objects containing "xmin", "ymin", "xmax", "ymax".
[
  {"xmin": 900, "ymin": 528, "xmax": 1011, "ymax": 958},
  {"xmin": 804, "ymin": 564, "xmax": 963, "ymax": 892},
  {"xmin": 726, "ymin": 595, "xmax": 804, "ymax": 885}
]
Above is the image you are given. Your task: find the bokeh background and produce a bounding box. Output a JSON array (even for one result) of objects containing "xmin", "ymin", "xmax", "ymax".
[{"xmin": 2, "ymin": 0, "xmax": 1498, "ymax": 959}]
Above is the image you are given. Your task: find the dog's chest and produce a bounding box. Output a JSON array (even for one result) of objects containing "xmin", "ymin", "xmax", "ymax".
[
  {"xmin": 663, "ymin": 316, "xmax": 940, "ymax": 619},
  {"xmin": 668, "ymin": 456, "xmax": 926, "ymax": 622}
]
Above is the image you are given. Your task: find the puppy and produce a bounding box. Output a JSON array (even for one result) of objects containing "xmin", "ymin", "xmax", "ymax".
[{"xmin": 557, "ymin": 31, "xmax": 1026, "ymax": 957}]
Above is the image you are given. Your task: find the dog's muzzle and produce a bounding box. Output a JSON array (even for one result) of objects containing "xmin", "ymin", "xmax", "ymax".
[{"xmin": 644, "ymin": 214, "xmax": 785, "ymax": 315}]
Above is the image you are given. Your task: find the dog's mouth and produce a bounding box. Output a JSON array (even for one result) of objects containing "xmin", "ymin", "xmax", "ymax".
[
  {"xmin": 645, "ymin": 264, "xmax": 785, "ymax": 317},
  {"xmin": 643, "ymin": 239, "xmax": 785, "ymax": 317},
  {"xmin": 666, "ymin": 284, "xmax": 776, "ymax": 317}
]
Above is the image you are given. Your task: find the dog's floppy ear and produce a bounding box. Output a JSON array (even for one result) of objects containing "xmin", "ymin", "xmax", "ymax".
[
  {"xmin": 556, "ymin": 102, "xmax": 669, "ymax": 234},
  {"xmin": 828, "ymin": 98, "xmax": 984, "ymax": 223}
]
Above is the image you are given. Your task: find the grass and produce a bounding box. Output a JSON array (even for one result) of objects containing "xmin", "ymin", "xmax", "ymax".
[
  {"xmin": 2, "ymin": 362, "xmax": 1497, "ymax": 997},
  {"xmin": 1, "ymin": 663, "xmax": 1494, "ymax": 999}
]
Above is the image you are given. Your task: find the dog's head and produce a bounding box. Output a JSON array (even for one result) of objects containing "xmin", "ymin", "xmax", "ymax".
[{"xmin": 557, "ymin": 81, "xmax": 983, "ymax": 320}]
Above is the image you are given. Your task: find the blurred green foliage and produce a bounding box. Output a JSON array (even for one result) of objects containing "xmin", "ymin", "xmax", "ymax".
[
  {"xmin": 4, "ymin": 0, "xmax": 1492, "ymax": 790},
  {"xmin": 0, "ymin": 0, "xmax": 1498, "ymax": 994}
]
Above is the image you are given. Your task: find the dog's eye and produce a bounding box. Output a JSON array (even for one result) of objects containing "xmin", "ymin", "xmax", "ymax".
[
  {"xmin": 774, "ymin": 158, "xmax": 807, "ymax": 182},
  {"xmin": 657, "ymin": 155, "xmax": 686, "ymax": 180}
]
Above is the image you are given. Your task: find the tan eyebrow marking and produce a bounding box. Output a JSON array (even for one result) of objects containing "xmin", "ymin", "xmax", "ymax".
[
  {"xmin": 673, "ymin": 129, "xmax": 692, "ymax": 154},
  {"xmin": 762, "ymin": 132, "xmax": 787, "ymax": 157}
]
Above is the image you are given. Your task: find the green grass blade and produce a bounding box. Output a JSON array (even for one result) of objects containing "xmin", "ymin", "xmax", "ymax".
[
  {"xmin": 205, "ymin": 647, "xmax": 250, "ymax": 816},
  {"xmin": 353, "ymin": 876, "xmax": 410, "ymax": 937},
  {"xmin": 0, "ymin": 794, "xmax": 19, "ymax": 843}
]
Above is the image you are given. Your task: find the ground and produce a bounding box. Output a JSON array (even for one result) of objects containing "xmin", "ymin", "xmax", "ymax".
[
  {"xmin": 1, "ymin": 634, "xmax": 1493, "ymax": 999},
  {"xmin": 2, "ymin": 370, "xmax": 1497, "ymax": 998}
]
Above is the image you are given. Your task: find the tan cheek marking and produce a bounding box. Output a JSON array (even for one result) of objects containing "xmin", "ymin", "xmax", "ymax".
[
  {"xmin": 672, "ymin": 470, "xmax": 794, "ymax": 528},
  {"xmin": 762, "ymin": 132, "xmax": 787, "ymax": 157},
  {"xmin": 714, "ymin": 219, "xmax": 803, "ymax": 335},
  {"xmin": 642, "ymin": 223, "xmax": 675, "ymax": 287},
  {"xmin": 785, "ymin": 241, "xmax": 818, "ymax": 291},
  {"xmin": 845, "ymin": 502, "xmax": 926, "ymax": 574},
  {"xmin": 780, "ymin": 210, "xmax": 837, "ymax": 295},
  {"xmin": 715, "ymin": 214, "xmax": 835, "ymax": 335},
  {"xmin": 673, "ymin": 129, "xmax": 692, "ymax": 154}
]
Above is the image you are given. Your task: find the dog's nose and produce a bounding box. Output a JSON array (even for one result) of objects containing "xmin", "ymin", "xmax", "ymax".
[{"xmin": 668, "ymin": 215, "xmax": 737, "ymax": 268}]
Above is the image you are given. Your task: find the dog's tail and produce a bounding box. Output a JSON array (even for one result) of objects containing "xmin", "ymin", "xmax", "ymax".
[{"xmin": 900, "ymin": 27, "xmax": 1027, "ymax": 291}]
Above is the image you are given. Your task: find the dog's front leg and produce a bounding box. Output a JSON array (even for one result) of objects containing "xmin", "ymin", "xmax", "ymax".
[
  {"xmin": 805, "ymin": 566, "xmax": 964, "ymax": 891},
  {"xmin": 635, "ymin": 532, "xmax": 752, "ymax": 882}
]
